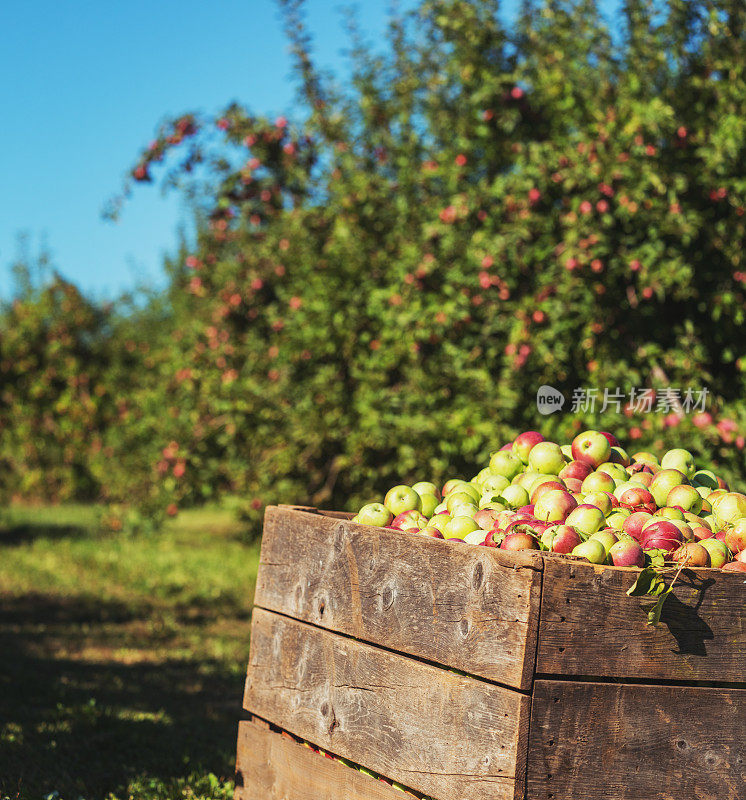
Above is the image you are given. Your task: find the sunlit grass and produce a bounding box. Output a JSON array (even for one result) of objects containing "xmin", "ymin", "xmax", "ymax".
[{"xmin": 0, "ymin": 504, "xmax": 260, "ymax": 800}]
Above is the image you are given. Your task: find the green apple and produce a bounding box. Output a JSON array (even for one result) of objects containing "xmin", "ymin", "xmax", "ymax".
[
  {"xmin": 632, "ymin": 451, "xmax": 659, "ymax": 466},
  {"xmin": 665, "ymin": 484, "xmax": 703, "ymax": 515},
  {"xmin": 582, "ymin": 491, "xmax": 613, "ymax": 517},
  {"xmin": 427, "ymin": 513, "xmax": 451, "ymax": 534},
  {"xmin": 566, "ymin": 505, "xmax": 605, "ymax": 538},
  {"xmin": 700, "ymin": 537, "xmax": 730, "ymax": 568},
  {"xmin": 498, "ymin": 484, "xmax": 530, "ymax": 509},
  {"xmin": 443, "ymin": 515, "xmax": 480, "ymax": 539},
  {"xmin": 384, "ymin": 485, "xmax": 422, "ymax": 516},
  {"xmin": 412, "ymin": 481, "xmax": 439, "ymax": 499},
  {"xmin": 572, "ymin": 538, "xmax": 607, "ymax": 564},
  {"xmin": 470, "ymin": 468, "xmax": 492, "ymax": 489},
  {"xmin": 514, "ymin": 471, "xmax": 541, "ymax": 490},
  {"xmin": 442, "ymin": 478, "xmax": 468, "ymax": 495},
  {"xmin": 560, "ymin": 444, "xmax": 573, "ymax": 460},
  {"xmin": 652, "ymin": 506, "xmax": 685, "ymax": 521},
  {"xmin": 714, "ymin": 492, "xmax": 746, "ymax": 528},
  {"xmin": 489, "ymin": 450, "xmax": 523, "ymax": 480},
  {"xmin": 481, "ymin": 473, "xmax": 511, "ymax": 495},
  {"xmin": 649, "ymin": 469, "xmax": 687, "ymax": 507},
  {"xmin": 582, "ymin": 471, "xmax": 616, "ymax": 494},
  {"xmin": 607, "ymin": 509, "xmax": 631, "ymax": 530},
  {"xmin": 354, "ymin": 502, "xmax": 393, "ymax": 527},
  {"xmin": 528, "ymin": 442, "xmax": 566, "ymax": 475},
  {"xmin": 610, "ymin": 446, "xmax": 630, "ymax": 466},
  {"xmin": 596, "ymin": 462, "xmax": 628, "ymax": 481},
  {"xmin": 661, "ymin": 448, "xmax": 696, "ymax": 480},
  {"xmin": 589, "ymin": 529, "xmax": 619, "ymax": 554},
  {"xmin": 419, "ymin": 493, "xmax": 439, "ymax": 517},
  {"xmin": 464, "ymin": 529, "xmax": 489, "ymax": 545},
  {"xmin": 446, "ymin": 491, "xmax": 479, "ymax": 513}
]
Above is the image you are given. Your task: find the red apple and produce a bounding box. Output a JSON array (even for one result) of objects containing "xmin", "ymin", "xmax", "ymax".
[
  {"xmin": 563, "ymin": 478, "xmax": 583, "ymax": 493},
  {"xmin": 622, "ymin": 511, "xmax": 653, "ymax": 543},
  {"xmin": 672, "ymin": 542, "xmax": 711, "ymax": 568},
  {"xmin": 511, "ymin": 431, "xmax": 545, "ymax": 463},
  {"xmin": 629, "ymin": 461, "xmax": 655, "ymax": 475},
  {"xmin": 619, "ymin": 487, "xmax": 656, "ymax": 514},
  {"xmin": 473, "ymin": 508, "xmax": 501, "ymax": 530},
  {"xmin": 390, "ymin": 510, "xmax": 427, "ymax": 530},
  {"xmin": 723, "ymin": 561, "xmax": 746, "ymax": 572},
  {"xmin": 571, "ymin": 430, "xmax": 612, "ymax": 468},
  {"xmin": 600, "ymin": 431, "xmax": 621, "ymax": 448},
  {"xmin": 530, "ymin": 480, "xmax": 566, "ymax": 504},
  {"xmin": 692, "ymin": 526, "xmax": 714, "ymax": 541},
  {"xmin": 533, "ymin": 489, "xmax": 578, "ymax": 522},
  {"xmin": 609, "ymin": 538, "xmax": 645, "ymax": 567},
  {"xmin": 559, "ymin": 460, "xmax": 594, "ymax": 482},
  {"xmin": 501, "ymin": 531, "xmax": 540, "ymax": 551},
  {"xmin": 629, "ymin": 471, "xmax": 654, "ymax": 488},
  {"xmin": 545, "ymin": 524, "xmax": 583, "ymax": 553},
  {"xmin": 725, "ymin": 520, "xmax": 746, "ymax": 554},
  {"xmin": 641, "ymin": 521, "xmax": 685, "ymax": 555}
]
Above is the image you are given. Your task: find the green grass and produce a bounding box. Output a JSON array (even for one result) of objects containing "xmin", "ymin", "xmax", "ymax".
[{"xmin": 0, "ymin": 504, "xmax": 261, "ymax": 800}]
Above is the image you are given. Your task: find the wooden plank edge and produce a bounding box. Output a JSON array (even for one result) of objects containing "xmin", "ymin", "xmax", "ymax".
[
  {"xmin": 234, "ymin": 716, "xmax": 435, "ymax": 800},
  {"xmin": 519, "ymin": 552, "xmax": 546, "ymax": 800},
  {"xmin": 265, "ymin": 505, "xmax": 546, "ymax": 571},
  {"xmin": 252, "ymin": 602, "xmax": 536, "ymax": 697}
]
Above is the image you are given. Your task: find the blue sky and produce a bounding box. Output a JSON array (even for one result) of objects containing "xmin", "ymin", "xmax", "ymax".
[{"xmin": 0, "ymin": 0, "xmax": 619, "ymax": 299}]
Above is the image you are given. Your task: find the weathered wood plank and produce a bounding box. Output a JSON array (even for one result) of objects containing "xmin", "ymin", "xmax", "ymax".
[
  {"xmin": 527, "ymin": 679, "xmax": 746, "ymax": 800},
  {"xmin": 234, "ymin": 718, "xmax": 406, "ymax": 800},
  {"xmin": 536, "ymin": 557, "xmax": 746, "ymax": 683},
  {"xmin": 244, "ymin": 608, "xmax": 529, "ymax": 800},
  {"xmin": 254, "ymin": 505, "xmax": 543, "ymax": 690}
]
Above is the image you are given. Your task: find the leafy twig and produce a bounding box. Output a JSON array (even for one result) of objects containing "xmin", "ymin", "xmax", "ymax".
[{"xmin": 627, "ymin": 556, "xmax": 690, "ymax": 626}]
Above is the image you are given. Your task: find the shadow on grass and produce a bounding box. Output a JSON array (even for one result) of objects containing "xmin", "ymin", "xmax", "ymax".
[
  {"xmin": 0, "ymin": 520, "xmax": 92, "ymax": 548},
  {"xmin": 0, "ymin": 593, "xmax": 250, "ymax": 799}
]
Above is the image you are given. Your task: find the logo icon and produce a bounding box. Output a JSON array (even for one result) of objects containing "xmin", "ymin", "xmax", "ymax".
[{"xmin": 536, "ymin": 385, "xmax": 565, "ymax": 415}]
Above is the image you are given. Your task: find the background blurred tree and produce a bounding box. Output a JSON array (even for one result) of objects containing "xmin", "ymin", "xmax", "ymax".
[{"xmin": 2, "ymin": 0, "xmax": 745, "ymax": 530}]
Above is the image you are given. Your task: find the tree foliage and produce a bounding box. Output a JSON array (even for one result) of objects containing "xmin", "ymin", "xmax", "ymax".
[{"xmin": 2, "ymin": 0, "xmax": 745, "ymax": 528}]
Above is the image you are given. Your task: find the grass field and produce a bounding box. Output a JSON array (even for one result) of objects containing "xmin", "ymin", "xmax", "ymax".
[{"xmin": 0, "ymin": 504, "xmax": 261, "ymax": 800}]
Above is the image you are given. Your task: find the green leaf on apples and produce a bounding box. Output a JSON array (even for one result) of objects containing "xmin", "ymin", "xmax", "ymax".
[
  {"xmin": 626, "ymin": 567, "xmax": 660, "ymax": 597},
  {"xmin": 646, "ymin": 588, "xmax": 672, "ymax": 627},
  {"xmin": 644, "ymin": 549, "xmax": 666, "ymax": 569},
  {"xmin": 627, "ymin": 565, "xmax": 675, "ymax": 626}
]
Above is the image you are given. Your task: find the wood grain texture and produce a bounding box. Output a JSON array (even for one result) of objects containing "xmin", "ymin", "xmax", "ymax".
[
  {"xmin": 527, "ymin": 679, "xmax": 746, "ymax": 800},
  {"xmin": 234, "ymin": 718, "xmax": 406, "ymax": 800},
  {"xmin": 254, "ymin": 505, "xmax": 543, "ymax": 690},
  {"xmin": 244, "ymin": 608, "xmax": 529, "ymax": 800},
  {"xmin": 536, "ymin": 557, "xmax": 746, "ymax": 683}
]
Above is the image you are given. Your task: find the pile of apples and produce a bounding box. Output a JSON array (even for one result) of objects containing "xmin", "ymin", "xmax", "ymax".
[{"xmin": 351, "ymin": 430, "xmax": 746, "ymax": 571}]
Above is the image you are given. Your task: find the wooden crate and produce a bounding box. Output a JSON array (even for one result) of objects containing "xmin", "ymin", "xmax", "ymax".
[{"xmin": 235, "ymin": 505, "xmax": 746, "ymax": 800}]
